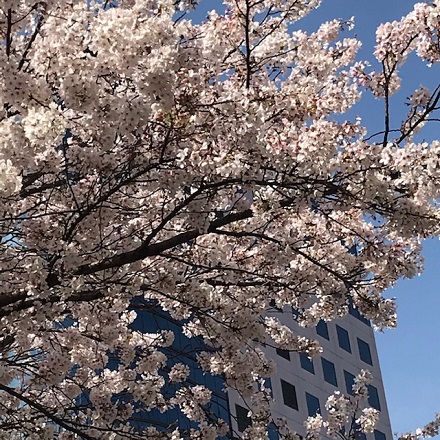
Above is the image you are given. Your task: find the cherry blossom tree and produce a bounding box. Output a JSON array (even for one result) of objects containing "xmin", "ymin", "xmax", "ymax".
[{"xmin": 0, "ymin": 0, "xmax": 439, "ymax": 438}]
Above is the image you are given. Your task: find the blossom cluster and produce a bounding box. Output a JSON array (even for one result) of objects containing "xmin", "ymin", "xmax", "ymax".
[{"xmin": 0, "ymin": 0, "xmax": 438, "ymax": 438}]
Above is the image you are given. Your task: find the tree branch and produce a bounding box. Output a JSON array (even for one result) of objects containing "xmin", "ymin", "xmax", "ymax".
[
  {"xmin": 5, "ymin": 8, "xmax": 12, "ymax": 58},
  {"xmin": 0, "ymin": 383, "xmax": 97, "ymax": 440},
  {"xmin": 75, "ymin": 209, "xmax": 253, "ymax": 276}
]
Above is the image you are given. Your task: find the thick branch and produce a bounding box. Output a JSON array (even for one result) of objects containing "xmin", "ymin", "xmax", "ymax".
[
  {"xmin": 75, "ymin": 209, "xmax": 253, "ymax": 275},
  {"xmin": 5, "ymin": 9, "xmax": 12, "ymax": 58}
]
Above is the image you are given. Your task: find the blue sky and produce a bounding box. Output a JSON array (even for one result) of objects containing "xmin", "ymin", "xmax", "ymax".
[
  {"xmin": 189, "ymin": 0, "xmax": 440, "ymax": 436},
  {"xmin": 377, "ymin": 238, "xmax": 440, "ymax": 437}
]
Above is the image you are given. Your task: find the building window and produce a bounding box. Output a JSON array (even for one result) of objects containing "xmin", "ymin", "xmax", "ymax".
[
  {"xmin": 336, "ymin": 324, "xmax": 351, "ymax": 352},
  {"xmin": 348, "ymin": 297, "xmax": 371, "ymax": 326},
  {"xmin": 305, "ymin": 392, "xmax": 320, "ymax": 416},
  {"xmin": 358, "ymin": 434, "xmax": 367, "ymax": 440},
  {"xmin": 264, "ymin": 377, "xmax": 272, "ymax": 390},
  {"xmin": 268, "ymin": 422, "xmax": 280, "ymax": 440},
  {"xmin": 276, "ymin": 348, "xmax": 290, "ymax": 361},
  {"xmin": 357, "ymin": 338, "xmax": 373, "ymax": 365},
  {"xmin": 368, "ymin": 385, "xmax": 381, "ymax": 411},
  {"xmin": 292, "ymin": 307, "xmax": 301, "ymax": 321},
  {"xmin": 300, "ymin": 353, "xmax": 315, "ymax": 374},
  {"xmin": 235, "ymin": 404, "xmax": 251, "ymax": 432},
  {"xmin": 281, "ymin": 379, "xmax": 299, "ymax": 410},
  {"xmin": 269, "ymin": 299, "xmax": 283, "ymax": 312},
  {"xmin": 342, "ymin": 422, "xmax": 369, "ymax": 440},
  {"xmin": 316, "ymin": 320, "xmax": 329, "ymax": 340},
  {"xmin": 344, "ymin": 370, "xmax": 355, "ymax": 395},
  {"xmin": 374, "ymin": 430, "xmax": 386, "ymax": 440},
  {"xmin": 348, "ymin": 244, "xmax": 358, "ymax": 256},
  {"xmin": 321, "ymin": 357, "xmax": 338, "ymax": 386}
]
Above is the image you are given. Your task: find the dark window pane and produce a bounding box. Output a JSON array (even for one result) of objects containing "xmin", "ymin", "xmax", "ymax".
[
  {"xmin": 281, "ymin": 379, "xmax": 299, "ymax": 410},
  {"xmin": 336, "ymin": 325, "xmax": 351, "ymax": 352},
  {"xmin": 299, "ymin": 353, "xmax": 315, "ymax": 374},
  {"xmin": 374, "ymin": 430, "xmax": 387, "ymax": 440},
  {"xmin": 269, "ymin": 299, "xmax": 283, "ymax": 312},
  {"xmin": 292, "ymin": 307, "xmax": 301, "ymax": 321},
  {"xmin": 348, "ymin": 298, "xmax": 371, "ymax": 326},
  {"xmin": 348, "ymin": 299, "xmax": 360, "ymax": 319},
  {"xmin": 276, "ymin": 348, "xmax": 290, "ymax": 360},
  {"xmin": 345, "ymin": 425, "xmax": 367, "ymax": 440},
  {"xmin": 357, "ymin": 338, "xmax": 373, "ymax": 365},
  {"xmin": 321, "ymin": 358, "xmax": 338, "ymax": 386},
  {"xmin": 264, "ymin": 377, "xmax": 272, "ymax": 390},
  {"xmin": 235, "ymin": 404, "xmax": 251, "ymax": 432},
  {"xmin": 344, "ymin": 370, "xmax": 355, "ymax": 395},
  {"xmin": 348, "ymin": 244, "xmax": 358, "ymax": 256},
  {"xmin": 316, "ymin": 320, "xmax": 329, "ymax": 340},
  {"xmin": 305, "ymin": 392, "xmax": 320, "ymax": 416},
  {"xmin": 268, "ymin": 422, "xmax": 280, "ymax": 440},
  {"xmin": 368, "ymin": 385, "xmax": 381, "ymax": 411}
]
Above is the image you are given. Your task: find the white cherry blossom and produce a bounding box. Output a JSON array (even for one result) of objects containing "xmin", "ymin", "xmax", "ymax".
[{"xmin": 0, "ymin": 0, "xmax": 438, "ymax": 438}]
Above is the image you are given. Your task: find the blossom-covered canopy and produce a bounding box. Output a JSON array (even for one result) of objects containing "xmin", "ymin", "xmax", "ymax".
[{"xmin": 0, "ymin": 0, "xmax": 439, "ymax": 438}]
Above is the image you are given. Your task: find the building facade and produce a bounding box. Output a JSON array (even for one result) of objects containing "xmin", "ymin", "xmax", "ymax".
[
  {"xmin": 228, "ymin": 304, "xmax": 393, "ymax": 440},
  {"xmin": 129, "ymin": 301, "xmax": 231, "ymax": 437},
  {"xmin": 130, "ymin": 299, "xmax": 392, "ymax": 440}
]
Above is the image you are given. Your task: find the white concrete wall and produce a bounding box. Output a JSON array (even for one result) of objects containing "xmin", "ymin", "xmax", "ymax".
[{"xmin": 227, "ymin": 308, "xmax": 393, "ymax": 440}]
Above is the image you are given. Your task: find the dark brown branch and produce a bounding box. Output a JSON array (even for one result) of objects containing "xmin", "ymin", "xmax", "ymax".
[
  {"xmin": 18, "ymin": 7, "xmax": 45, "ymax": 71},
  {"xmin": 382, "ymin": 60, "xmax": 391, "ymax": 147},
  {"xmin": 244, "ymin": 0, "xmax": 252, "ymax": 89},
  {"xmin": 75, "ymin": 209, "xmax": 253, "ymax": 276},
  {"xmin": 396, "ymin": 84, "xmax": 440, "ymax": 145},
  {"xmin": 381, "ymin": 35, "xmax": 418, "ymax": 147},
  {"xmin": 6, "ymin": 9, "xmax": 12, "ymax": 58},
  {"xmin": 20, "ymin": 178, "xmax": 66, "ymax": 198}
]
